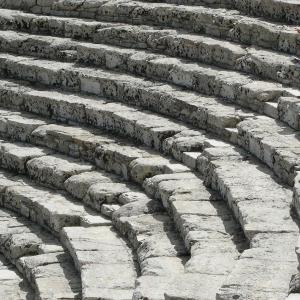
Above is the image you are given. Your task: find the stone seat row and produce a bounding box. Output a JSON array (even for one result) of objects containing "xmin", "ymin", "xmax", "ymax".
[{"xmin": 0, "ymin": 98, "xmax": 294, "ymax": 298}]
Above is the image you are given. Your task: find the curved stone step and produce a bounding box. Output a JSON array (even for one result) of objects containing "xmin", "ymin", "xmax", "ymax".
[
  {"xmin": 114, "ymin": 213, "xmax": 187, "ymax": 274},
  {"xmin": 0, "ymin": 168, "xmax": 142, "ymax": 299},
  {"xmin": 195, "ymin": 144, "xmax": 299, "ymax": 298},
  {"xmin": 0, "ymin": 112, "xmax": 249, "ymax": 298},
  {"xmin": 0, "ymin": 120, "xmax": 213, "ymax": 246},
  {"xmin": 0, "ymin": 169, "xmax": 106, "ymax": 234},
  {"xmin": 27, "ymin": 154, "xmax": 94, "ymax": 189},
  {"xmin": 237, "ymin": 116, "xmax": 300, "ymax": 185},
  {"xmin": 58, "ymin": 152, "xmax": 194, "ymax": 297},
  {"xmin": 0, "ymin": 136, "xmax": 195, "ymax": 296},
  {"xmin": 0, "ymin": 114, "xmax": 190, "ymax": 182},
  {"xmin": 0, "ymin": 0, "xmax": 299, "ymax": 52},
  {"xmin": 0, "ymin": 96, "xmax": 294, "ymax": 241},
  {"xmin": 0, "ymin": 140, "xmax": 53, "ymax": 174},
  {"xmin": 0, "ymin": 209, "xmax": 63, "ymax": 263},
  {"xmin": 0, "ymin": 50, "xmax": 298, "ymax": 138},
  {"xmin": 0, "ymin": 135, "xmax": 150, "ymax": 214},
  {"xmin": 61, "ymin": 226, "xmax": 137, "ymax": 300},
  {"xmin": 0, "ymin": 47, "xmax": 298, "ymax": 121},
  {"xmin": 0, "ymin": 33, "xmax": 295, "ymax": 299},
  {"xmin": 0, "ymin": 77, "xmax": 250, "ymax": 140},
  {"xmin": 0, "ymin": 8, "xmax": 297, "ymax": 58},
  {"xmin": 0, "ymin": 115, "xmax": 294, "ymax": 296},
  {"xmin": 0, "ymin": 106, "xmax": 293, "ymax": 297},
  {"xmin": 0, "ymin": 26, "xmax": 299, "ymax": 89},
  {"xmin": 0, "ymin": 56, "xmax": 284, "ymax": 143},
  {"xmin": 0, "ymin": 1, "xmax": 296, "ymax": 298},
  {"xmin": 17, "ymin": 252, "xmax": 81, "ymax": 300},
  {"xmin": 141, "ymin": 0, "xmax": 300, "ymax": 25},
  {"xmin": 0, "ymin": 207, "xmax": 81, "ymax": 299},
  {"xmin": 0, "ymin": 98, "xmax": 295, "ymax": 298},
  {"xmin": 0, "ymin": 254, "xmax": 34, "ymax": 299},
  {"xmin": 0, "ymin": 76, "xmax": 299, "ymax": 188},
  {"xmin": 217, "ymin": 233, "xmax": 298, "ymax": 299}
]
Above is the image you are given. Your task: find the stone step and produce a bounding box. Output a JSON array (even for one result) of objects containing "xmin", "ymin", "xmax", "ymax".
[
  {"xmin": 0, "ymin": 118, "xmax": 189, "ymax": 219},
  {"xmin": 0, "ymin": 254, "xmax": 34, "ymax": 299},
  {"xmin": 237, "ymin": 116, "xmax": 300, "ymax": 186},
  {"xmin": 0, "ymin": 135, "xmax": 156, "ymax": 213},
  {"xmin": 0, "ymin": 108, "xmax": 191, "ymax": 182},
  {"xmin": 0, "ymin": 100, "xmax": 295, "ymax": 246},
  {"xmin": 0, "ymin": 77, "xmax": 250, "ymax": 141},
  {"xmin": 0, "ymin": 136, "xmax": 193, "ymax": 293},
  {"xmin": 0, "ymin": 8, "xmax": 297, "ymax": 58},
  {"xmin": 0, "ymin": 170, "xmax": 144, "ymax": 299},
  {"xmin": 61, "ymin": 226, "xmax": 137, "ymax": 300},
  {"xmin": 0, "ymin": 26, "xmax": 299, "ymax": 90},
  {"xmin": 27, "ymin": 154, "xmax": 94, "ymax": 189},
  {"xmin": 0, "ymin": 139, "xmax": 53, "ymax": 174},
  {"xmin": 0, "ymin": 44, "xmax": 298, "ymax": 121},
  {"xmin": 0, "ymin": 169, "xmax": 107, "ymax": 234},
  {"xmin": 113, "ymin": 209, "xmax": 242, "ymax": 299},
  {"xmin": 0, "ymin": 208, "xmax": 63, "ymax": 263},
  {"xmin": 1, "ymin": 143, "xmax": 213, "ymax": 299},
  {"xmin": 133, "ymin": 273, "xmax": 226, "ymax": 300},
  {"xmin": 0, "ymin": 76, "xmax": 299, "ymax": 188},
  {"xmin": 141, "ymin": 0, "xmax": 300, "ymax": 25},
  {"xmin": 2, "ymin": 57, "xmax": 284, "ymax": 146},
  {"xmin": 197, "ymin": 145, "xmax": 297, "ymax": 239},
  {"xmin": 17, "ymin": 253, "xmax": 81, "ymax": 300},
  {"xmin": 0, "ymin": 49, "xmax": 298, "ymax": 138},
  {"xmin": 277, "ymin": 97, "xmax": 300, "ymax": 130},
  {"xmin": 195, "ymin": 144, "xmax": 299, "ymax": 298},
  {"xmin": 0, "ymin": 207, "xmax": 81, "ymax": 299},
  {"xmin": 114, "ymin": 212, "xmax": 187, "ymax": 269},
  {"xmin": 0, "ymin": 9, "xmax": 126, "ymax": 43},
  {"xmin": 0, "ymin": 1, "xmax": 297, "ymax": 298},
  {"xmin": 60, "ymin": 151, "xmax": 195, "ymax": 297},
  {"xmin": 0, "ymin": 110, "xmax": 249, "ymax": 297},
  {"xmin": 0, "ymin": 99, "xmax": 294, "ymax": 299},
  {"xmin": 217, "ymin": 233, "xmax": 298, "ymax": 299},
  {"xmin": 141, "ymin": 173, "xmax": 247, "ymax": 295},
  {"xmin": 0, "ymin": 138, "xmax": 97, "ymax": 190},
  {"xmin": 0, "ymin": 1, "xmax": 299, "ymax": 52},
  {"xmin": 0, "ymin": 107, "xmax": 293, "ymax": 297},
  {"xmin": 278, "ymin": 96, "xmax": 300, "ymax": 130},
  {"xmin": 143, "ymin": 173, "xmax": 245, "ymax": 243},
  {"xmin": 142, "ymin": 144, "xmax": 298, "ymax": 296}
]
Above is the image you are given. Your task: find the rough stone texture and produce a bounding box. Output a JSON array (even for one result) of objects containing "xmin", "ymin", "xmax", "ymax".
[
  {"xmin": 0, "ymin": 207, "xmax": 80, "ymax": 299},
  {"xmin": 0, "ymin": 254, "xmax": 34, "ymax": 300},
  {"xmin": 61, "ymin": 226, "xmax": 136, "ymax": 300},
  {"xmin": 0, "ymin": 0, "xmax": 298, "ymax": 299}
]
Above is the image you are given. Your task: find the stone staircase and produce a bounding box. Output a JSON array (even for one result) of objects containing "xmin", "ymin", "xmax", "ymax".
[{"xmin": 0, "ymin": 0, "xmax": 297, "ymax": 299}]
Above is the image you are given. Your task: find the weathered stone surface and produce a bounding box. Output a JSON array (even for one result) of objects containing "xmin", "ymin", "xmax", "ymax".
[
  {"xmin": 278, "ymin": 97, "xmax": 300, "ymax": 130},
  {"xmin": 0, "ymin": 141, "xmax": 52, "ymax": 174},
  {"xmin": 64, "ymin": 170, "xmax": 119, "ymax": 200},
  {"xmin": 17, "ymin": 252, "xmax": 81, "ymax": 300},
  {"xmin": 0, "ymin": 0, "xmax": 298, "ymax": 298},
  {"xmin": 0, "ymin": 207, "xmax": 80, "ymax": 299},
  {"xmin": 27, "ymin": 154, "xmax": 94, "ymax": 189},
  {"xmin": 84, "ymin": 181, "xmax": 135, "ymax": 211},
  {"xmin": 61, "ymin": 226, "xmax": 136, "ymax": 299},
  {"xmin": 2, "ymin": 177, "xmax": 94, "ymax": 233},
  {"xmin": 0, "ymin": 254, "xmax": 34, "ymax": 300},
  {"xmin": 237, "ymin": 116, "xmax": 300, "ymax": 185},
  {"xmin": 133, "ymin": 274, "xmax": 225, "ymax": 300}
]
